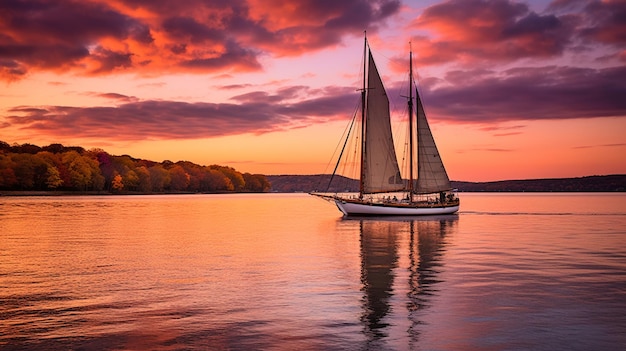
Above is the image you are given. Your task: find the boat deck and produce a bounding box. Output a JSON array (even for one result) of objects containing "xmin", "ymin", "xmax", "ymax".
[{"xmin": 338, "ymin": 196, "xmax": 460, "ymax": 209}]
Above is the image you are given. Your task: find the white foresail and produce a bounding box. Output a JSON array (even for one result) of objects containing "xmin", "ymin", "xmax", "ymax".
[
  {"xmin": 363, "ymin": 51, "xmax": 404, "ymax": 194},
  {"xmin": 416, "ymin": 92, "xmax": 451, "ymax": 193}
]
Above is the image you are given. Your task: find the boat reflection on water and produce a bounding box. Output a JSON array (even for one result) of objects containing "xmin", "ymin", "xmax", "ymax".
[{"xmin": 351, "ymin": 215, "xmax": 458, "ymax": 348}]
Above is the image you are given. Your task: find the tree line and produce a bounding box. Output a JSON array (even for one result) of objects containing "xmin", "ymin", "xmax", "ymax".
[{"xmin": 0, "ymin": 141, "xmax": 270, "ymax": 193}]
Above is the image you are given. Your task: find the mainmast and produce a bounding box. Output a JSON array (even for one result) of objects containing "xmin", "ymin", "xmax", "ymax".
[
  {"xmin": 408, "ymin": 43, "xmax": 414, "ymax": 200},
  {"xmin": 359, "ymin": 32, "xmax": 367, "ymax": 198}
]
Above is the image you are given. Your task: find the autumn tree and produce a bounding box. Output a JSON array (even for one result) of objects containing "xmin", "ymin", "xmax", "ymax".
[
  {"xmin": 61, "ymin": 151, "xmax": 104, "ymax": 190},
  {"xmin": 0, "ymin": 141, "xmax": 10, "ymax": 153},
  {"xmin": 111, "ymin": 155, "xmax": 139, "ymax": 190},
  {"xmin": 10, "ymin": 153, "xmax": 47, "ymax": 189},
  {"xmin": 45, "ymin": 166, "xmax": 63, "ymax": 189},
  {"xmin": 0, "ymin": 153, "xmax": 18, "ymax": 188},
  {"xmin": 174, "ymin": 161, "xmax": 202, "ymax": 191},
  {"xmin": 95, "ymin": 150, "xmax": 115, "ymax": 189},
  {"xmin": 135, "ymin": 166, "xmax": 151, "ymax": 192},
  {"xmin": 210, "ymin": 165, "xmax": 245, "ymax": 191},
  {"xmin": 205, "ymin": 169, "xmax": 234, "ymax": 191},
  {"xmin": 169, "ymin": 165, "xmax": 190, "ymax": 191},
  {"xmin": 36, "ymin": 151, "xmax": 64, "ymax": 189},
  {"xmin": 243, "ymin": 173, "xmax": 271, "ymax": 192},
  {"xmin": 149, "ymin": 165, "xmax": 170, "ymax": 192},
  {"xmin": 111, "ymin": 172, "xmax": 124, "ymax": 191},
  {"xmin": 12, "ymin": 143, "xmax": 41, "ymax": 154}
]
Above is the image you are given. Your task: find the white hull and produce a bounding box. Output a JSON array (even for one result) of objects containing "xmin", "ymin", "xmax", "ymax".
[{"xmin": 334, "ymin": 199, "xmax": 459, "ymax": 216}]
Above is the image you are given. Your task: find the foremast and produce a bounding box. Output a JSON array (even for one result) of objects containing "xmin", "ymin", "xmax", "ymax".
[
  {"xmin": 408, "ymin": 43, "xmax": 415, "ymax": 201},
  {"xmin": 359, "ymin": 33, "xmax": 404, "ymax": 196},
  {"xmin": 359, "ymin": 33, "xmax": 367, "ymax": 199}
]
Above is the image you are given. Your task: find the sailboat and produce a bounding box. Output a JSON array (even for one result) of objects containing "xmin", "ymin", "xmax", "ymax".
[{"xmin": 311, "ymin": 36, "xmax": 460, "ymax": 216}]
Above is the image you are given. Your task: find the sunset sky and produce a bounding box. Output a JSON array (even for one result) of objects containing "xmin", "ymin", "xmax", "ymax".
[{"xmin": 1, "ymin": 0, "xmax": 624, "ymax": 181}]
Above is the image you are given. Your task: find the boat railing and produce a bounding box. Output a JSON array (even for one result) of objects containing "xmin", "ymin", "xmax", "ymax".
[{"xmin": 330, "ymin": 191, "xmax": 459, "ymax": 207}]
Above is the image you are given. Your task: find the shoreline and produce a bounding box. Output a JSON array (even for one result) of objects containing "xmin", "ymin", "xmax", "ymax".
[{"xmin": 0, "ymin": 190, "xmax": 267, "ymax": 196}]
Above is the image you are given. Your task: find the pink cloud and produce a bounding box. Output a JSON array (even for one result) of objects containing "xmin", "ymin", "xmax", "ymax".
[
  {"xmin": 409, "ymin": 0, "xmax": 574, "ymax": 65},
  {"xmin": 0, "ymin": 0, "xmax": 401, "ymax": 80},
  {"xmin": 405, "ymin": 0, "xmax": 626, "ymax": 67}
]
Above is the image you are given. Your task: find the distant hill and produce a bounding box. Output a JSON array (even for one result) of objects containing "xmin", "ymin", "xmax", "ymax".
[
  {"xmin": 267, "ymin": 174, "xmax": 359, "ymax": 193},
  {"xmin": 267, "ymin": 174, "xmax": 626, "ymax": 193},
  {"xmin": 451, "ymin": 175, "xmax": 626, "ymax": 192}
]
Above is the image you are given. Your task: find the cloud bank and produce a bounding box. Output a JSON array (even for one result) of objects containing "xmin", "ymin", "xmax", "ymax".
[
  {"xmin": 1, "ymin": 0, "xmax": 625, "ymax": 142},
  {"xmin": 7, "ymin": 61, "xmax": 624, "ymax": 141},
  {"xmin": 5, "ymin": 87, "xmax": 357, "ymax": 140},
  {"xmin": 0, "ymin": 0, "xmax": 400, "ymax": 80},
  {"xmin": 409, "ymin": 0, "xmax": 625, "ymax": 65}
]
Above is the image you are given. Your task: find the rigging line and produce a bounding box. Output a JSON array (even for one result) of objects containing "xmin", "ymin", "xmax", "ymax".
[
  {"xmin": 368, "ymin": 46, "xmax": 400, "ymax": 68},
  {"xmin": 345, "ymin": 126, "xmax": 360, "ymax": 188},
  {"xmin": 344, "ymin": 118, "xmax": 360, "ymax": 189},
  {"xmin": 326, "ymin": 106, "xmax": 359, "ymax": 192},
  {"xmin": 413, "ymin": 75, "xmax": 432, "ymax": 121},
  {"xmin": 316, "ymin": 96, "xmax": 360, "ymax": 191}
]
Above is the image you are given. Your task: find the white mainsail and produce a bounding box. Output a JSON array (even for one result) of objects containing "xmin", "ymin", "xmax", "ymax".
[
  {"xmin": 363, "ymin": 51, "xmax": 404, "ymax": 194},
  {"xmin": 415, "ymin": 92, "xmax": 451, "ymax": 193}
]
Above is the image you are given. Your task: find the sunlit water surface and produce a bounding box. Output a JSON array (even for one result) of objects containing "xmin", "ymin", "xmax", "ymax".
[{"xmin": 1, "ymin": 193, "xmax": 625, "ymax": 350}]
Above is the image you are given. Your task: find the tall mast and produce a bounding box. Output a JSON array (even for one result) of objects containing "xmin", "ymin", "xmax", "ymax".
[
  {"xmin": 408, "ymin": 43, "xmax": 414, "ymax": 199},
  {"xmin": 359, "ymin": 32, "xmax": 367, "ymax": 198}
]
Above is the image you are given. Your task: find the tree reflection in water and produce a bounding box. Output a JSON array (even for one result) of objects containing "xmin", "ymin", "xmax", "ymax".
[{"xmin": 355, "ymin": 216, "xmax": 458, "ymax": 349}]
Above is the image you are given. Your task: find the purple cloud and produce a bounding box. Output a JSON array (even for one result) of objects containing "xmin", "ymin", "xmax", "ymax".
[
  {"xmin": 421, "ymin": 65, "xmax": 626, "ymax": 122},
  {"xmin": 4, "ymin": 86, "xmax": 357, "ymax": 140}
]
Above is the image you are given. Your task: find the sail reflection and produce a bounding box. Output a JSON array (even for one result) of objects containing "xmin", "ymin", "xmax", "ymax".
[
  {"xmin": 354, "ymin": 215, "xmax": 458, "ymax": 348},
  {"xmin": 359, "ymin": 220, "xmax": 400, "ymax": 337}
]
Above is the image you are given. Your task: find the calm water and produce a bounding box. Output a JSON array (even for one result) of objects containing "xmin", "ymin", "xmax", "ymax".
[{"xmin": 1, "ymin": 193, "xmax": 625, "ymax": 350}]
